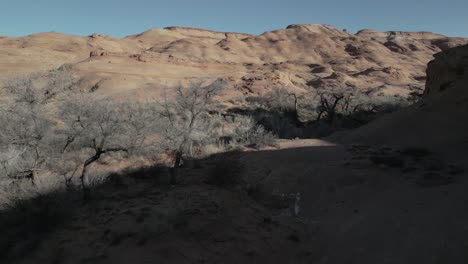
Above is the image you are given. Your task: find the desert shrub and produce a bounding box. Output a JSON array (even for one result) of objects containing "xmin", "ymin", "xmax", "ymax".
[
  {"xmin": 255, "ymin": 110, "xmax": 296, "ymax": 138},
  {"xmin": 305, "ymin": 87, "xmax": 407, "ymax": 124},
  {"xmin": 242, "ymin": 86, "xmax": 409, "ymax": 138},
  {"xmin": 0, "ymin": 71, "xmax": 161, "ymax": 196},
  {"xmin": 58, "ymin": 93, "xmax": 160, "ymax": 193},
  {"xmin": 0, "ymin": 71, "xmax": 75, "ymax": 185},
  {"xmin": 245, "ymin": 95, "xmax": 270, "ymax": 108},
  {"xmin": 289, "ymin": 87, "xmax": 410, "ymax": 137},
  {"xmin": 231, "ymin": 116, "xmax": 277, "ymax": 149},
  {"xmin": 158, "ymin": 80, "xmax": 226, "ymax": 167},
  {"xmin": 241, "ymin": 88, "xmax": 301, "ymax": 138},
  {"xmin": 249, "ymin": 126, "xmax": 277, "ymax": 148},
  {"xmin": 264, "ymin": 87, "xmax": 297, "ymax": 112}
]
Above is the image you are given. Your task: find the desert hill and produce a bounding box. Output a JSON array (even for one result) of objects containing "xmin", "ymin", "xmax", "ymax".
[
  {"xmin": 1, "ymin": 24, "xmax": 467, "ymax": 98},
  {"xmin": 332, "ymin": 44, "xmax": 468, "ymax": 161}
]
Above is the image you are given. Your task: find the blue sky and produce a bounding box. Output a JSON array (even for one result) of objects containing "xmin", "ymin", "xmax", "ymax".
[{"xmin": 1, "ymin": 0, "xmax": 467, "ymax": 37}]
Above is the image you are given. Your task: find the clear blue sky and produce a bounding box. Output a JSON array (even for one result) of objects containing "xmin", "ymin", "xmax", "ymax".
[{"xmin": 1, "ymin": 0, "xmax": 467, "ymax": 37}]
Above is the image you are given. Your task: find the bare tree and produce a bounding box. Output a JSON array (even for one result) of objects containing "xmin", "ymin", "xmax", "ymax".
[
  {"xmin": 311, "ymin": 86, "xmax": 408, "ymax": 127},
  {"xmin": 0, "ymin": 71, "xmax": 160, "ymax": 198},
  {"xmin": 265, "ymin": 87, "xmax": 298, "ymax": 113},
  {"xmin": 0, "ymin": 71, "xmax": 77, "ymax": 184},
  {"xmin": 313, "ymin": 87, "xmax": 354, "ymax": 123},
  {"xmin": 58, "ymin": 92, "xmax": 159, "ymax": 195},
  {"xmin": 158, "ymin": 80, "xmax": 225, "ymax": 183}
]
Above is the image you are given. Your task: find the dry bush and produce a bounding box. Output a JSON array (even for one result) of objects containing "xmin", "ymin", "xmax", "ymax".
[
  {"xmin": 245, "ymin": 87, "xmax": 297, "ymax": 113},
  {"xmin": 0, "ymin": 71, "xmax": 162, "ymax": 197},
  {"xmin": 231, "ymin": 116, "xmax": 277, "ymax": 149},
  {"xmin": 158, "ymin": 80, "xmax": 226, "ymax": 167},
  {"xmin": 244, "ymin": 95, "xmax": 270, "ymax": 108},
  {"xmin": 248, "ymin": 126, "xmax": 277, "ymax": 148},
  {"xmin": 58, "ymin": 92, "xmax": 160, "ymax": 193},
  {"xmin": 0, "ymin": 71, "xmax": 77, "ymax": 186},
  {"xmin": 264, "ymin": 87, "xmax": 298, "ymax": 112},
  {"xmin": 311, "ymin": 86, "xmax": 407, "ymax": 125}
]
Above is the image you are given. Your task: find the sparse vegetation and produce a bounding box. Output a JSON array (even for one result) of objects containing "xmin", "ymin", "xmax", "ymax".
[
  {"xmin": 239, "ymin": 85, "xmax": 408, "ymax": 138},
  {"xmin": 0, "ymin": 73, "xmax": 278, "ymax": 198},
  {"xmin": 0, "ymin": 71, "xmax": 161, "ymax": 198},
  {"xmin": 58, "ymin": 92, "xmax": 160, "ymax": 195},
  {"xmin": 231, "ymin": 115, "xmax": 277, "ymax": 149},
  {"xmin": 310, "ymin": 86, "xmax": 407, "ymax": 127},
  {"xmin": 158, "ymin": 80, "xmax": 226, "ymax": 169}
]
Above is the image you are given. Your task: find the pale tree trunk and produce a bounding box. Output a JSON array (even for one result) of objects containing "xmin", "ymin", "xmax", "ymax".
[{"xmin": 170, "ymin": 151, "xmax": 183, "ymax": 185}]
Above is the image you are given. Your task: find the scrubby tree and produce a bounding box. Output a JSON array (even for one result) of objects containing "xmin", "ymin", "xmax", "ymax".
[
  {"xmin": 0, "ymin": 71, "xmax": 281, "ymax": 196},
  {"xmin": 313, "ymin": 87, "xmax": 354, "ymax": 123},
  {"xmin": 231, "ymin": 116, "xmax": 276, "ymax": 148},
  {"xmin": 57, "ymin": 92, "xmax": 160, "ymax": 195},
  {"xmin": 0, "ymin": 71, "xmax": 77, "ymax": 185},
  {"xmin": 158, "ymin": 80, "xmax": 225, "ymax": 183},
  {"xmin": 265, "ymin": 87, "xmax": 298, "ymax": 113},
  {"xmin": 313, "ymin": 87, "xmax": 404, "ymax": 123},
  {"xmin": 0, "ymin": 71, "xmax": 160, "ymax": 197}
]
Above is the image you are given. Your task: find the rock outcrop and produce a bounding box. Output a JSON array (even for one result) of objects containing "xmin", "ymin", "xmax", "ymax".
[
  {"xmin": 424, "ymin": 44, "xmax": 468, "ymax": 96},
  {"xmin": 333, "ymin": 44, "xmax": 468, "ymax": 161}
]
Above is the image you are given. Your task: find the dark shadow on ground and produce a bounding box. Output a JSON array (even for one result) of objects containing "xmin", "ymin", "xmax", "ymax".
[{"xmin": 1, "ymin": 143, "xmax": 467, "ymax": 264}]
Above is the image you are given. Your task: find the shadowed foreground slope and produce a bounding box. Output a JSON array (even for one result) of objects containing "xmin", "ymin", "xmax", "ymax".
[{"xmin": 1, "ymin": 138, "xmax": 467, "ymax": 264}]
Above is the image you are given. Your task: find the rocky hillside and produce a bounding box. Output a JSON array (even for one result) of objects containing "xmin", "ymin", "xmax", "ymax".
[
  {"xmin": 1, "ymin": 25, "xmax": 467, "ymax": 99},
  {"xmin": 333, "ymin": 44, "xmax": 468, "ymax": 161}
]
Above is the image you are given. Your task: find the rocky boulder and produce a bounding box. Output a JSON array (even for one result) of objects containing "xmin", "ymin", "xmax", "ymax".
[{"xmin": 424, "ymin": 44, "xmax": 468, "ymax": 96}]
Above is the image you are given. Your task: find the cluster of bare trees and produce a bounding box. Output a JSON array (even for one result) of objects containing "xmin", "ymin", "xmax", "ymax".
[
  {"xmin": 312, "ymin": 86, "xmax": 407, "ymax": 125},
  {"xmin": 241, "ymin": 85, "xmax": 407, "ymax": 138},
  {"xmin": 58, "ymin": 93, "xmax": 160, "ymax": 194},
  {"xmin": 262, "ymin": 86, "xmax": 405, "ymax": 125},
  {"xmin": 0, "ymin": 72, "xmax": 162, "ymax": 195},
  {"xmin": 2, "ymin": 70, "xmax": 407, "ymax": 196},
  {"xmin": 0, "ymin": 71, "xmax": 74, "ymax": 186},
  {"xmin": 0, "ymin": 72, "xmax": 275, "ymax": 197}
]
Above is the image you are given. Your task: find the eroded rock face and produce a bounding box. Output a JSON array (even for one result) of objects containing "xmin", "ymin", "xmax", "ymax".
[
  {"xmin": 424, "ymin": 44, "xmax": 468, "ymax": 96},
  {"xmin": 89, "ymin": 51, "xmax": 108, "ymax": 57},
  {"xmin": 1, "ymin": 25, "xmax": 467, "ymax": 98},
  {"xmin": 333, "ymin": 44, "xmax": 468, "ymax": 160}
]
